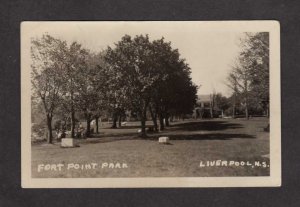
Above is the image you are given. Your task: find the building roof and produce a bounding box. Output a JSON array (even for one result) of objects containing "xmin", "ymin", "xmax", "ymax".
[{"xmin": 197, "ymin": 95, "xmax": 211, "ymax": 103}]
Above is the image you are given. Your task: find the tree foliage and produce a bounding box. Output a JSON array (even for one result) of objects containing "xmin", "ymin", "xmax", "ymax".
[
  {"xmin": 31, "ymin": 35, "xmax": 66, "ymax": 143},
  {"xmin": 31, "ymin": 34, "xmax": 198, "ymax": 139},
  {"xmin": 227, "ymin": 32, "xmax": 269, "ymax": 118},
  {"xmin": 104, "ymin": 35, "xmax": 197, "ymax": 136}
]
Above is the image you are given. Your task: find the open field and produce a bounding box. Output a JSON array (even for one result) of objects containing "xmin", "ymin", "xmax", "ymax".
[{"xmin": 31, "ymin": 118, "xmax": 270, "ymax": 178}]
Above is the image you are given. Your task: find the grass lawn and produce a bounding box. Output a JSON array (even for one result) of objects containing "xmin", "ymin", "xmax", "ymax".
[{"xmin": 31, "ymin": 117, "xmax": 270, "ymax": 178}]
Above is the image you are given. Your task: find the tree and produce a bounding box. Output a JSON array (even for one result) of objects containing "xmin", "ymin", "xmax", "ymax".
[
  {"xmin": 59, "ymin": 41, "xmax": 89, "ymax": 138},
  {"xmin": 104, "ymin": 35, "xmax": 172, "ymax": 137},
  {"xmin": 163, "ymin": 66, "xmax": 198, "ymax": 123},
  {"xmin": 214, "ymin": 93, "xmax": 230, "ymax": 117},
  {"xmin": 227, "ymin": 71, "xmax": 239, "ymax": 118},
  {"xmin": 231, "ymin": 62, "xmax": 251, "ymax": 119},
  {"xmin": 146, "ymin": 37, "xmax": 174, "ymax": 130},
  {"xmin": 101, "ymin": 53, "xmax": 130, "ymax": 129},
  {"xmin": 74, "ymin": 54, "xmax": 95, "ymax": 137},
  {"xmin": 227, "ymin": 32, "xmax": 269, "ymax": 119},
  {"xmin": 31, "ymin": 35, "xmax": 66, "ymax": 143},
  {"xmin": 75, "ymin": 51, "xmax": 108, "ymax": 137},
  {"xmin": 149, "ymin": 38, "xmax": 197, "ymax": 129},
  {"xmin": 242, "ymin": 32, "xmax": 269, "ymax": 116},
  {"xmin": 90, "ymin": 52, "xmax": 110, "ymax": 133},
  {"xmin": 109, "ymin": 36, "xmax": 199, "ymax": 131}
]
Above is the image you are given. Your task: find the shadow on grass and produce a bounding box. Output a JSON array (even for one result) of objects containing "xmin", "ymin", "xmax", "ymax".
[
  {"xmin": 82, "ymin": 132, "xmax": 255, "ymax": 145},
  {"xmin": 95, "ymin": 120, "xmax": 242, "ymax": 135},
  {"xmin": 89, "ymin": 132, "xmax": 133, "ymax": 138},
  {"xmin": 44, "ymin": 120, "xmax": 254, "ymax": 146},
  {"xmin": 82, "ymin": 135, "xmax": 140, "ymax": 145},
  {"xmin": 170, "ymin": 121, "xmax": 243, "ymax": 131},
  {"xmin": 105, "ymin": 125, "xmax": 154, "ymax": 130},
  {"xmin": 81, "ymin": 120, "xmax": 252, "ymax": 145},
  {"xmin": 164, "ymin": 133, "xmax": 255, "ymax": 141}
]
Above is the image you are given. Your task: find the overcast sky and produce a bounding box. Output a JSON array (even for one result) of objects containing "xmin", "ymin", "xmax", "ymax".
[{"xmin": 24, "ymin": 22, "xmax": 247, "ymax": 96}]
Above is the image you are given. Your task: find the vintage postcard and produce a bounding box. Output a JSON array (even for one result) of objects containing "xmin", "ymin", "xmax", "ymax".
[{"xmin": 21, "ymin": 21, "xmax": 281, "ymax": 188}]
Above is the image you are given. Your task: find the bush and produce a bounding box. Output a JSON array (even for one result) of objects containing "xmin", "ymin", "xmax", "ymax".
[{"xmin": 32, "ymin": 123, "xmax": 46, "ymax": 140}]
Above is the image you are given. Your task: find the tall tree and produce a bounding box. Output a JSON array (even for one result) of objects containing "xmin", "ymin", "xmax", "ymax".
[
  {"xmin": 31, "ymin": 35, "xmax": 66, "ymax": 143},
  {"xmin": 232, "ymin": 62, "xmax": 251, "ymax": 119},
  {"xmin": 91, "ymin": 52, "xmax": 110, "ymax": 133},
  {"xmin": 149, "ymin": 38, "xmax": 197, "ymax": 129},
  {"xmin": 242, "ymin": 32, "xmax": 269, "ymax": 116},
  {"xmin": 75, "ymin": 51, "xmax": 108, "ymax": 137},
  {"xmin": 227, "ymin": 32, "xmax": 269, "ymax": 119},
  {"xmin": 60, "ymin": 42, "xmax": 89, "ymax": 138},
  {"xmin": 104, "ymin": 35, "xmax": 164, "ymax": 137},
  {"xmin": 227, "ymin": 72, "xmax": 239, "ymax": 118}
]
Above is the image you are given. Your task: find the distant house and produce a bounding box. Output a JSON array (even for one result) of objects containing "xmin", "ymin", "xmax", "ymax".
[
  {"xmin": 193, "ymin": 94, "xmax": 221, "ymax": 119},
  {"xmin": 197, "ymin": 95, "xmax": 211, "ymax": 108}
]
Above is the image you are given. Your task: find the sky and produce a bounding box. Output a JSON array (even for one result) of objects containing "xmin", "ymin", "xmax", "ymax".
[{"xmin": 24, "ymin": 22, "xmax": 246, "ymax": 96}]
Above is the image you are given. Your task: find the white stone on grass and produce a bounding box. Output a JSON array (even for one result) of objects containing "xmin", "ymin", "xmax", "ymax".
[
  {"xmin": 61, "ymin": 138, "xmax": 77, "ymax": 148},
  {"xmin": 261, "ymin": 154, "xmax": 270, "ymax": 159},
  {"xmin": 158, "ymin": 136, "xmax": 170, "ymax": 144}
]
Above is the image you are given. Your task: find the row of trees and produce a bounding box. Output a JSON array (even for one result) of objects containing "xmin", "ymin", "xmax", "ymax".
[
  {"xmin": 31, "ymin": 34, "xmax": 198, "ymax": 143},
  {"xmin": 227, "ymin": 32, "xmax": 269, "ymax": 119}
]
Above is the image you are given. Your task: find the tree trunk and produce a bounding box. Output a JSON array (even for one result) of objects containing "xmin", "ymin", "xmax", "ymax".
[
  {"xmin": 232, "ymin": 105, "xmax": 235, "ymax": 119},
  {"xmin": 210, "ymin": 104, "xmax": 213, "ymax": 119},
  {"xmin": 159, "ymin": 113, "xmax": 164, "ymax": 131},
  {"xmin": 46, "ymin": 114, "xmax": 53, "ymax": 144},
  {"xmin": 63, "ymin": 119, "xmax": 67, "ymax": 130},
  {"xmin": 86, "ymin": 114, "xmax": 91, "ymax": 137},
  {"xmin": 118, "ymin": 115, "xmax": 122, "ymax": 128},
  {"xmin": 244, "ymin": 93, "xmax": 249, "ymax": 119},
  {"xmin": 95, "ymin": 116, "xmax": 99, "ymax": 134},
  {"xmin": 149, "ymin": 106, "xmax": 158, "ymax": 132},
  {"xmin": 245, "ymin": 104, "xmax": 249, "ymax": 120},
  {"xmin": 141, "ymin": 118, "xmax": 146, "ymax": 137},
  {"xmin": 233, "ymin": 92, "xmax": 236, "ymax": 119},
  {"xmin": 111, "ymin": 111, "xmax": 118, "ymax": 128},
  {"xmin": 245, "ymin": 80, "xmax": 249, "ymax": 120},
  {"xmin": 140, "ymin": 108, "xmax": 147, "ymax": 138},
  {"xmin": 70, "ymin": 109, "xmax": 75, "ymax": 138},
  {"xmin": 165, "ymin": 113, "xmax": 170, "ymax": 127},
  {"xmin": 70, "ymin": 86, "xmax": 76, "ymax": 138}
]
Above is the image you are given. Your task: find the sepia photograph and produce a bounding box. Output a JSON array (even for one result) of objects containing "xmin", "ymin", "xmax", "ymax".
[{"xmin": 21, "ymin": 21, "xmax": 281, "ymax": 188}]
